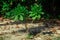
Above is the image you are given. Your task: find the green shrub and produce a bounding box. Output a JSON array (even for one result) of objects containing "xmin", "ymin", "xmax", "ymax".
[
  {"xmin": 4, "ymin": 4, "xmax": 28, "ymax": 21},
  {"xmin": 29, "ymin": 3, "xmax": 44, "ymax": 20},
  {"xmin": 0, "ymin": 0, "xmax": 51, "ymax": 21}
]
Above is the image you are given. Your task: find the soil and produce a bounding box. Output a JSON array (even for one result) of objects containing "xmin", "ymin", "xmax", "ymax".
[{"xmin": 0, "ymin": 18, "xmax": 60, "ymax": 40}]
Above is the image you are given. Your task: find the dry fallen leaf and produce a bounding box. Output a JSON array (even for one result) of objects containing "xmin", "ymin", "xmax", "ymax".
[
  {"xmin": 46, "ymin": 37, "xmax": 52, "ymax": 40},
  {"xmin": 50, "ymin": 28, "xmax": 57, "ymax": 34},
  {"xmin": 0, "ymin": 17, "xmax": 3, "ymax": 21},
  {"xmin": 16, "ymin": 25, "xmax": 20, "ymax": 28}
]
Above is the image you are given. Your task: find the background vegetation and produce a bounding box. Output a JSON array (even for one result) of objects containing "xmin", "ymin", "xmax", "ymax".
[{"xmin": 0, "ymin": 0, "xmax": 60, "ymax": 21}]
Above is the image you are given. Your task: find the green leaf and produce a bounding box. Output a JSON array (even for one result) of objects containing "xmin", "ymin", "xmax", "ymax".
[
  {"xmin": 29, "ymin": 13, "xmax": 36, "ymax": 17},
  {"xmin": 41, "ymin": 12, "xmax": 44, "ymax": 14},
  {"xmin": 29, "ymin": 11, "xmax": 33, "ymax": 13},
  {"xmin": 22, "ymin": 0, "xmax": 26, "ymax": 2},
  {"xmin": 14, "ymin": 15, "xmax": 18, "ymax": 21},
  {"xmin": 32, "ymin": 16, "xmax": 37, "ymax": 20},
  {"xmin": 37, "ymin": 15, "xmax": 41, "ymax": 19},
  {"xmin": 19, "ymin": 15, "xmax": 24, "ymax": 21}
]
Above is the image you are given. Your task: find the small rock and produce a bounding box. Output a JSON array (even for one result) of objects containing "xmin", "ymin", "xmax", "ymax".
[
  {"xmin": 34, "ymin": 37, "xmax": 42, "ymax": 40},
  {"xmin": 56, "ymin": 30, "xmax": 60, "ymax": 34}
]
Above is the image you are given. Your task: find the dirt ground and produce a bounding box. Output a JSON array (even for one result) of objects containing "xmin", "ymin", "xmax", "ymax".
[{"xmin": 0, "ymin": 19, "xmax": 60, "ymax": 40}]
